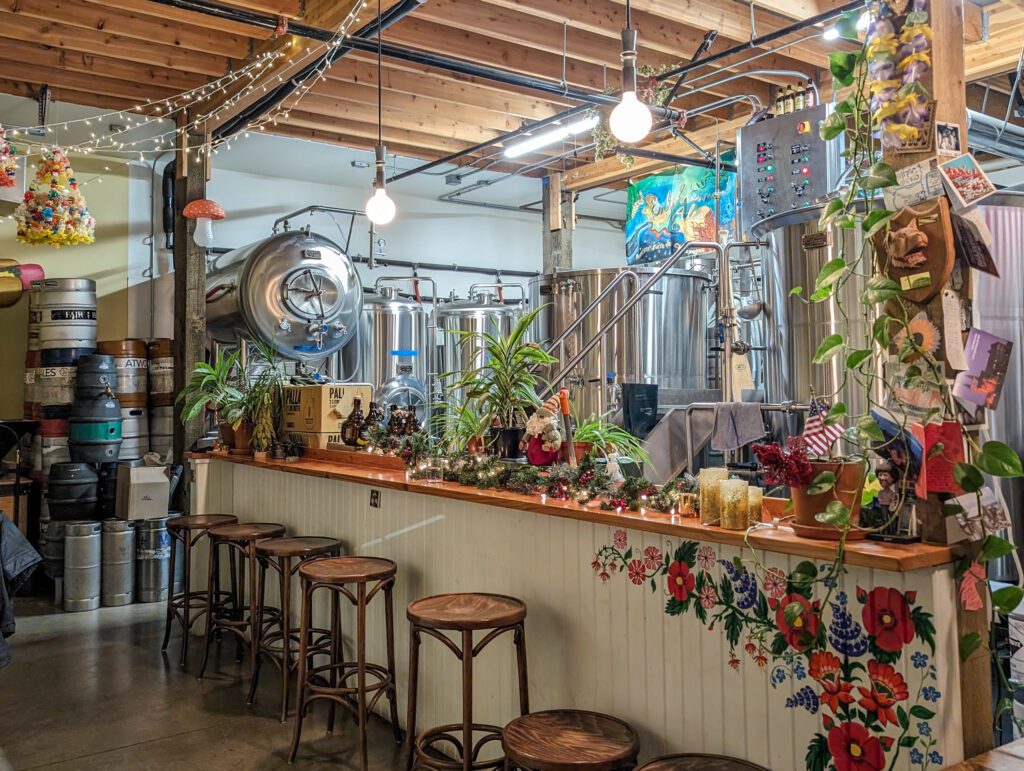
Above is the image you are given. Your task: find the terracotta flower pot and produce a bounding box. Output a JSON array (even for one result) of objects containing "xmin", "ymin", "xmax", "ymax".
[
  {"xmin": 790, "ymin": 460, "xmax": 867, "ymax": 540},
  {"xmin": 467, "ymin": 436, "xmax": 486, "ymax": 455},
  {"xmin": 218, "ymin": 423, "xmax": 235, "ymax": 448},
  {"xmin": 253, "ymin": 450, "xmax": 269, "ymax": 462},
  {"xmin": 231, "ymin": 421, "xmax": 255, "ymax": 455}
]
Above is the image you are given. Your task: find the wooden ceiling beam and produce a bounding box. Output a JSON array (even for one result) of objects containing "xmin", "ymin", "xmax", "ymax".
[
  {"xmin": 966, "ymin": 30, "xmax": 1024, "ymax": 80},
  {"xmin": 209, "ymin": 0, "xmax": 303, "ymax": 19},
  {"xmin": 0, "ymin": 58, "xmax": 178, "ymax": 103},
  {"xmin": 564, "ymin": 116, "xmax": 748, "ymax": 190},
  {"xmin": 329, "ymin": 56, "xmax": 564, "ymax": 120},
  {"xmin": 0, "ymin": 39, "xmax": 203, "ymax": 93},
  {"xmin": 2, "ymin": 0, "xmax": 251, "ymax": 58},
  {"xmin": 81, "ymin": 0, "xmax": 273, "ymax": 39},
  {"xmin": 0, "ymin": 77, "xmax": 139, "ymax": 113},
  {"xmin": 281, "ymin": 110, "xmax": 484, "ymax": 154},
  {"xmin": 0, "ymin": 11, "xmax": 229, "ymax": 77}
]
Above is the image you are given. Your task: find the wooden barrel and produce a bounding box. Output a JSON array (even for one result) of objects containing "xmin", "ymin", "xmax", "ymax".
[
  {"xmin": 98, "ymin": 339, "xmax": 149, "ymax": 407},
  {"xmin": 147, "ymin": 339, "xmax": 174, "ymax": 406}
]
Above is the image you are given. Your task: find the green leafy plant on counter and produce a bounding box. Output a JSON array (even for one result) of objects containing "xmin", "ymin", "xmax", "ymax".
[
  {"xmin": 176, "ymin": 349, "xmax": 244, "ymax": 428},
  {"xmin": 573, "ymin": 413, "xmax": 650, "ymax": 466},
  {"xmin": 245, "ymin": 340, "xmax": 286, "ymax": 453},
  {"xmin": 432, "ymin": 399, "xmax": 490, "ymax": 454},
  {"xmin": 446, "ymin": 305, "xmax": 557, "ymax": 430}
]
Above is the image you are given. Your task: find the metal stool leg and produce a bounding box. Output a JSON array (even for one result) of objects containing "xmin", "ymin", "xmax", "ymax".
[
  {"xmin": 405, "ymin": 626, "xmax": 421, "ymax": 771},
  {"xmin": 246, "ymin": 541, "xmax": 259, "ymax": 676},
  {"xmin": 384, "ymin": 581, "xmax": 403, "ymax": 743},
  {"xmin": 327, "ymin": 588, "xmax": 340, "ymax": 734},
  {"xmin": 197, "ymin": 539, "xmax": 219, "ymax": 680},
  {"xmin": 235, "ymin": 545, "xmax": 247, "ymax": 664},
  {"xmin": 462, "ymin": 629, "xmax": 473, "ymax": 771},
  {"xmin": 160, "ymin": 533, "xmax": 177, "ymax": 652},
  {"xmin": 246, "ymin": 555, "xmax": 268, "ymax": 706},
  {"xmin": 179, "ymin": 532, "xmax": 193, "ymax": 667},
  {"xmin": 279, "ymin": 557, "xmax": 292, "ymax": 723},
  {"xmin": 356, "ymin": 582, "xmax": 369, "ymax": 771},
  {"xmin": 288, "ymin": 579, "xmax": 312, "ymax": 764},
  {"xmin": 514, "ymin": 622, "xmax": 529, "ymax": 715}
]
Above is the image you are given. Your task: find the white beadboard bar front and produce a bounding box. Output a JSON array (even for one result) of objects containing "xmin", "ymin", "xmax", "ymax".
[{"xmin": 190, "ymin": 456, "xmax": 965, "ymax": 769}]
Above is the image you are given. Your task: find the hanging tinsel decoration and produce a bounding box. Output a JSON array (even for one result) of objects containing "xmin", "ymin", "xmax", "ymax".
[
  {"xmin": 0, "ymin": 124, "xmax": 16, "ymax": 188},
  {"xmin": 15, "ymin": 148, "xmax": 96, "ymax": 247}
]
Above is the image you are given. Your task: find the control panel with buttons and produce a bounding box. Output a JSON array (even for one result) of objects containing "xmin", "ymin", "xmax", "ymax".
[{"xmin": 735, "ymin": 103, "xmax": 838, "ymax": 235}]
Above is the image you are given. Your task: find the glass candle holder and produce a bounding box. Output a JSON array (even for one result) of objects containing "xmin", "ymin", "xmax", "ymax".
[
  {"xmin": 678, "ymin": 492, "xmax": 697, "ymax": 517},
  {"xmin": 719, "ymin": 479, "xmax": 749, "ymax": 530},
  {"xmin": 748, "ymin": 486, "xmax": 764, "ymax": 526},
  {"xmin": 699, "ymin": 467, "xmax": 729, "ymax": 525}
]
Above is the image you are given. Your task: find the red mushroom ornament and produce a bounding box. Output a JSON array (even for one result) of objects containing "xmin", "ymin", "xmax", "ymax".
[{"xmin": 181, "ymin": 198, "xmax": 225, "ymax": 248}]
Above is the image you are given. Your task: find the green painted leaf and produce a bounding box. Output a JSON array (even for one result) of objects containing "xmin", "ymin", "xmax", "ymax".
[
  {"xmin": 976, "ymin": 441, "xmax": 1024, "ymax": 478},
  {"xmin": 960, "ymin": 632, "xmax": 983, "ymax": 662},
  {"xmin": 863, "ymin": 275, "xmax": 902, "ymax": 304},
  {"xmin": 953, "ymin": 462, "xmax": 984, "ymax": 493},
  {"xmin": 783, "ymin": 601, "xmax": 804, "ymax": 627},
  {"xmin": 812, "ymin": 334, "xmax": 844, "ymax": 364},
  {"xmin": 979, "ymin": 534, "xmax": 1015, "ymax": 563},
  {"xmin": 992, "ymin": 586, "xmax": 1024, "ymax": 616},
  {"xmin": 846, "ymin": 349, "xmax": 872, "ymax": 369},
  {"xmin": 899, "ymin": 735, "xmax": 918, "ymax": 748},
  {"xmin": 864, "ymin": 162, "xmax": 898, "ymax": 189},
  {"xmin": 896, "ymin": 705, "xmax": 909, "ymax": 730},
  {"xmin": 815, "ymin": 258, "xmax": 848, "ymax": 291}
]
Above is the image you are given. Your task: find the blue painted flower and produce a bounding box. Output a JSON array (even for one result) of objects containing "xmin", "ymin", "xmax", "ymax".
[
  {"xmin": 909, "ymin": 748, "xmax": 924, "ymax": 765},
  {"xmin": 784, "ymin": 685, "xmax": 819, "ymax": 714},
  {"xmin": 912, "ymin": 651, "xmax": 929, "ymax": 669},
  {"xmin": 835, "ymin": 591, "xmax": 848, "ymax": 605},
  {"xmin": 828, "ymin": 600, "xmax": 869, "ymax": 657},
  {"xmin": 922, "ymin": 686, "xmax": 941, "ymax": 703},
  {"xmin": 928, "ymin": 750, "xmax": 944, "ymax": 765},
  {"xmin": 771, "ymin": 668, "xmax": 787, "ymax": 686},
  {"xmin": 792, "ymin": 661, "xmax": 806, "ymax": 680},
  {"xmin": 917, "ymin": 721, "xmax": 931, "ymax": 737}
]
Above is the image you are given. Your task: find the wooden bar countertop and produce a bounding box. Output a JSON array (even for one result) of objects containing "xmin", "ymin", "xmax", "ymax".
[{"xmin": 192, "ymin": 451, "xmax": 958, "ymax": 574}]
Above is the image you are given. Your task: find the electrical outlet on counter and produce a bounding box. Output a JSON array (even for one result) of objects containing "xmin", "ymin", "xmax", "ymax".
[{"xmin": 369, "ymin": 489, "xmax": 381, "ymax": 508}]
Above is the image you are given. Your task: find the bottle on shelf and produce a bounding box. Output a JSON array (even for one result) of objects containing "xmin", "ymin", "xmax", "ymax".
[
  {"xmin": 794, "ymin": 83, "xmax": 806, "ymax": 112},
  {"xmin": 773, "ymin": 88, "xmax": 785, "ymax": 117},
  {"xmin": 783, "ymin": 85, "xmax": 795, "ymax": 115},
  {"xmin": 340, "ymin": 397, "xmax": 366, "ymax": 447},
  {"xmin": 804, "ymin": 81, "xmax": 817, "ymax": 108}
]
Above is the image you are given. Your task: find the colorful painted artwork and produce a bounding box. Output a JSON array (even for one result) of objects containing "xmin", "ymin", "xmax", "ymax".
[
  {"xmin": 593, "ymin": 530, "xmax": 943, "ymax": 770},
  {"xmin": 625, "ymin": 167, "xmax": 736, "ymax": 265}
]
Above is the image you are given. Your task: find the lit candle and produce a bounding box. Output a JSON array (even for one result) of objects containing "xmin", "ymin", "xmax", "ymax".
[
  {"xmin": 640, "ymin": 507, "xmax": 647, "ymax": 516},
  {"xmin": 719, "ymin": 479, "xmax": 750, "ymax": 530},
  {"xmin": 699, "ymin": 467, "xmax": 729, "ymax": 525},
  {"xmin": 541, "ymin": 493, "xmax": 547, "ymax": 505}
]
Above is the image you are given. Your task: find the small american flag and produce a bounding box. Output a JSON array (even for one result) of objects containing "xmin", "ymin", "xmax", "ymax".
[{"xmin": 802, "ymin": 398, "xmax": 844, "ymax": 457}]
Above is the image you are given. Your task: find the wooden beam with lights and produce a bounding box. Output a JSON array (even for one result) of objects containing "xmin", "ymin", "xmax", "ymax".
[
  {"xmin": 0, "ymin": 58, "xmax": 179, "ymax": 103},
  {"xmin": 84, "ymin": 0, "xmax": 272, "ymax": 39}
]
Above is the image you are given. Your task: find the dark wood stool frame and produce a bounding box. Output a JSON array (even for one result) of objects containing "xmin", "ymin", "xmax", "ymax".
[
  {"xmin": 160, "ymin": 514, "xmax": 238, "ymax": 668},
  {"xmin": 288, "ymin": 557, "xmax": 403, "ymax": 771},
  {"xmin": 197, "ymin": 522, "xmax": 286, "ymax": 681},
  {"xmin": 637, "ymin": 754, "xmax": 769, "ymax": 770},
  {"xmin": 406, "ymin": 596, "xmax": 529, "ymax": 771},
  {"xmin": 246, "ymin": 537, "xmax": 343, "ymax": 722}
]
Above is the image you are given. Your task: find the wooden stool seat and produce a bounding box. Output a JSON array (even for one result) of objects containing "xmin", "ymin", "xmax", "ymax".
[
  {"xmin": 166, "ymin": 513, "xmax": 238, "ymax": 532},
  {"xmin": 208, "ymin": 522, "xmax": 287, "ymax": 542},
  {"xmin": 160, "ymin": 513, "xmax": 239, "ymax": 668},
  {"xmin": 299, "ymin": 555, "xmax": 397, "ymax": 583},
  {"xmin": 407, "ymin": 592, "xmax": 526, "ymax": 630},
  {"xmin": 502, "ymin": 710, "xmax": 639, "ymax": 771},
  {"xmin": 638, "ymin": 755, "xmax": 768, "ymax": 771},
  {"xmin": 256, "ymin": 536, "xmax": 342, "ymax": 559}
]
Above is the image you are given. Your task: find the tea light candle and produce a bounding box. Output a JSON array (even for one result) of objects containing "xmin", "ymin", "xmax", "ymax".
[
  {"xmin": 747, "ymin": 486, "xmax": 764, "ymax": 527},
  {"xmin": 699, "ymin": 467, "xmax": 729, "ymax": 525},
  {"xmin": 719, "ymin": 479, "xmax": 749, "ymax": 530}
]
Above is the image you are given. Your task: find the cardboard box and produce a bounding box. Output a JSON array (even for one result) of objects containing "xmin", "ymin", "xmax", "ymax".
[
  {"xmin": 0, "ymin": 480, "xmax": 31, "ymax": 536},
  {"xmin": 116, "ymin": 464, "xmax": 170, "ymax": 521},
  {"xmin": 282, "ymin": 383, "xmax": 374, "ymax": 433},
  {"xmin": 284, "ymin": 431, "xmax": 344, "ymax": 450}
]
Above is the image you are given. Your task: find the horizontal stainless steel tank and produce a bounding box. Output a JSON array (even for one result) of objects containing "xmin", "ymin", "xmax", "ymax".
[
  {"xmin": 530, "ymin": 267, "xmax": 712, "ymax": 418},
  {"xmin": 340, "ymin": 286, "xmax": 430, "ymax": 391},
  {"xmin": 436, "ymin": 285, "xmax": 523, "ymax": 388},
  {"xmin": 205, "ymin": 230, "xmax": 362, "ymax": 361},
  {"xmin": 752, "ymin": 203, "xmax": 875, "ymax": 438}
]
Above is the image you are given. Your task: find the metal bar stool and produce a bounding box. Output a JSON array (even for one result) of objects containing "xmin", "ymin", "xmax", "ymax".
[
  {"xmin": 501, "ymin": 710, "xmax": 639, "ymax": 771},
  {"xmin": 197, "ymin": 522, "xmax": 287, "ymax": 681},
  {"xmin": 289, "ymin": 556, "xmax": 402, "ymax": 771},
  {"xmin": 637, "ymin": 755, "xmax": 768, "ymax": 770},
  {"xmin": 161, "ymin": 513, "xmax": 238, "ymax": 667},
  {"xmin": 247, "ymin": 536, "xmax": 344, "ymax": 722},
  {"xmin": 405, "ymin": 593, "xmax": 529, "ymax": 771}
]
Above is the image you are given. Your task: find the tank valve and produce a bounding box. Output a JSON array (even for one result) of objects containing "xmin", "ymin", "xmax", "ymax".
[{"xmin": 330, "ymin": 322, "xmax": 348, "ymax": 338}]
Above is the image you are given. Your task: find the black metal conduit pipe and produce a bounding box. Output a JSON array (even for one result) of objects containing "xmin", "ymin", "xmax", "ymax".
[{"xmin": 616, "ymin": 146, "xmax": 738, "ymax": 173}]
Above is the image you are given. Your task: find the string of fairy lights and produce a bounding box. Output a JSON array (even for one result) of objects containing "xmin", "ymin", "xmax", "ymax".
[{"xmin": 0, "ymin": 0, "xmax": 371, "ymax": 218}]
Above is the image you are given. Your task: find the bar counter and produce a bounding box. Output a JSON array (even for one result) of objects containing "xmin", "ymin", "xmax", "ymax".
[{"xmin": 190, "ymin": 452, "xmax": 966, "ymax": 769}]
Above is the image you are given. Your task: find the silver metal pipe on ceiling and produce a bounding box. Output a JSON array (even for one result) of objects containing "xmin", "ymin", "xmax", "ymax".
[{"xmin": 968, "ymin": 109, "xmax": 1024, "ymax": 163}]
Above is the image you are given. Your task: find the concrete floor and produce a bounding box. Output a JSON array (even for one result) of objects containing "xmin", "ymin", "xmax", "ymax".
[{"xmin": 0, "ymin": 597, "xmax": 405, "ymax": 770}]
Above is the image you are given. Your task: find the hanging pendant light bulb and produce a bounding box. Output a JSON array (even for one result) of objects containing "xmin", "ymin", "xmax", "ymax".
[
  {"xmin": 609, "ymin": 1, "xmax": 652, "ymax": 144},
  {"xmin": 365, "ymin": 0, "xmax": 396, "ymax": 226}
]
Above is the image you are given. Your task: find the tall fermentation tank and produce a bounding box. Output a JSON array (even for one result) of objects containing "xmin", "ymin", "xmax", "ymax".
[
  {"xmin": 341, "ymin": 286, "xmax": 430, "ymax": 393},
  {"xmin": 530, "ymin": 267, "xmax": 711, "ymax": 418},
  {"xmin": 436, "ymin": 287, "xmax": 521, "ymax": 389},
  {"xmin": 205, "ymin": 230, "xmax": 362, "ymax": 361}
]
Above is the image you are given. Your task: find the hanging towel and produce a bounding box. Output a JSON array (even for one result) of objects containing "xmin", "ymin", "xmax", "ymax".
[{"xmin": 710, "ymin": 402, "xmax": 767, "ymax": 452}]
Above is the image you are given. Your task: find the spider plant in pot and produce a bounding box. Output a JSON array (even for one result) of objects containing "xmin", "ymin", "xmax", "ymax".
[
  {"xmin": 434, "ymin": 398, "xmax": 490, "ymax": 456},
  {"xmin": 572, "ymin": 413, "xmax": 650, "ymax": 467},
  {"xmin": 176, "ymin": 349, "xmax": 244, "ymax": 448},
  {"xmin": 447, "ymin": 306, "xmax": 557, "ymax": 460}
]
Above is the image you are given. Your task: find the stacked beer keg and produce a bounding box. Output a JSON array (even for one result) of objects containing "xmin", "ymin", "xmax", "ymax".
[
  {"xmin": 97, "ymin": 340, "xmax": 149, "ymax": 462},
  {"xmin": 148, "ymin": 339, "xmax": 174, "ymax": 460}
]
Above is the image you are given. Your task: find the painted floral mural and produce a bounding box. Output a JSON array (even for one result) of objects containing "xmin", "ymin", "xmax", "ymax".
[{"xmin": 593, "ymin": 530, "xmax": 943, "ymax": 771}]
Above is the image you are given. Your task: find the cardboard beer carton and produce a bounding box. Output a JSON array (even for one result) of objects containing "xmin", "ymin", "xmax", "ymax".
[{"xmin": 282, "ymin": 383, "xmax": 374, "ymax": 433}]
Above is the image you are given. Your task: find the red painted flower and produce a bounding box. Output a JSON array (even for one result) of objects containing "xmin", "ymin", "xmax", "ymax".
[
  {"xmin": 613, "ymin": 529, "xmax": 628, "ymax": 549},
  {"xmin": 728, "ymin": 656, "xmax": 741, "ymax": 670},
  {"xmin": 809, "ymin": 651, "xmax": 855, "ymax": 713},
  {"xmin": 695, "ymin": 545, "xmax": 717, "ymax": 571},
  {"xmin": 598, "ymin": 570, "xmax": 610, "ymax": 583},
  {"xmin": 699, "ymin": 584, "xmax": 718, "ymax": 609},
  {"xmin": 643, "ymin": 546, "xmax": 664, "ymax": 571},
  {"xmin": 667, "ymin": 560, "xmax": 696, "ymax": 601},
  {"xmin": 591, "ymin": 557, "xmax": 601, "ymax": 572},
  {"xmin": 627, "ymin": 559, "xmax": 647, "ymax": 586},
  {"xmin": 857, "ymin": 660, "xmax": 909, "ymax": 727},
  {"xmin": 827, "ymin": 722, "xmax": 886, "ymax": 771},
  {"xmin": 744, "ymin": 641, "xmax": 757, "ymax": 655},
  {"xmin": 754, "ymin": 652, "xmax": 767, "ymax": 669},
  {"xmin": 774, "ymin": 593, "xmax": 820, "ymax": 651},
  {"xmin": 763, "ymin": 567, "xmax": 787, "ymax": 599},
  {"xmin": 608, "ymin": 561, "xmax": 619, "ymax": 573},
  {"xmin": 860, "ymin": 586, "xmax": 915, "ymax": 652}
]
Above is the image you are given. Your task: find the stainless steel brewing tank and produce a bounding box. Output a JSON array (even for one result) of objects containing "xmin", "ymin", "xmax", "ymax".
[
  {"xmin": 752, "ymin": 203, "xmax": 875, "ymax": 437},
  {"xmin": 436, "ymin": 290, "xmax": 520, "ymax": 386},
  {"xmin": 205, "ymin": 230, "xmax": 362, "ymax": 361},
  {"xmin": 340, "ymin": 287, "xmax": 430, "ymax": 390},
  {"xmin": 530, "ymin": 267, "xmax": 712, "ymax": 418}
]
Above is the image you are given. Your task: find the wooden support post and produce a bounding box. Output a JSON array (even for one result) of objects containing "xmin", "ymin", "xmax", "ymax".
[
  {"xmin": 542, "ymin": 172, "xmax": 574, "ymax": 273},
  {"xmin": 172, "ymin": 128, "xmax": 209, "ymax": 512}
]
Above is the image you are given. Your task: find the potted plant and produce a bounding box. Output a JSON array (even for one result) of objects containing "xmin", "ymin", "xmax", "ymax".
[
  {"xmin": 447, "ymin": 306, "xmax": 557, "ymax": 460},
  {"xmin": 246, "ymin": 340, "xmax": 285, "ymax": 461},
  {"xmin": 573, "ymin": 413, "xmax": 649, "ymax": 466},
  {"xmin": 177, "ymin": 349, "xmax": 245, "ymax": 448},
  {"xmin": 434, "ymin": 399, "xmax": 490, "ymax": 456}
]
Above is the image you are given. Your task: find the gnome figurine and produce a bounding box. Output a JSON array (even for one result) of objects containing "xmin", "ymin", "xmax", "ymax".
[{"xmin": 523, "ymin": 395, "xmax": 564, "ymax": 466}]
